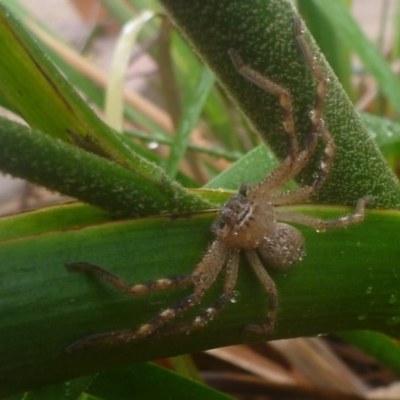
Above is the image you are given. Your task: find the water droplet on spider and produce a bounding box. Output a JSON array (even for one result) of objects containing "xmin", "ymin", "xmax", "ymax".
[
  {"xmin": 366, "ymin": 286, "xmax": 373, "ymax": 295},
  {"xmin": 389, "ymin": 294, "xmax": 398, "ymax": 304},
  {"xmin": 357, "ymin": 313, "xmax": 367, "ymax": 321},
  {"xmin": 147, "ymin": 141, "xmax": 159, "ymax": 150},
  {"xmin": 230, "ymin": 291, "xmax": 241, "ymax": 303},
  {"xmin": 298, "ymin": 252, "xmax": 306, "ymax": 261},
  {"xmin": 386, "ymin": 316, "xmax": 400, "ymax": 326}
]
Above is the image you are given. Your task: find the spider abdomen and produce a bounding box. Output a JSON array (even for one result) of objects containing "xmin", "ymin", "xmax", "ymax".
[{"xmin": 258, "ymin": 223, "xmax": 305, "ymax": 269}]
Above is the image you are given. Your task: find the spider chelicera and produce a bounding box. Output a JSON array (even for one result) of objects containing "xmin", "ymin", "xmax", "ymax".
[{"xmin": 66, "ymin": 16, "xmax": 370, "ymax": 350}]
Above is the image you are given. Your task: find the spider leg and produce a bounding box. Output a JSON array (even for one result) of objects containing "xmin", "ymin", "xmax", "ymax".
[
  {"xmin": 229, "ymin": 49, "xmax": 299, "ymax": 162},
  {"xmin": 229, "ymin": 50, "xmax": 300, "ymax": 197},
  {"xmin": 66, "ymin": 240, "xmax": 228, "ymax": 350},
  {"xmin": 276, "ymin": 195, "xmax": 372, "ymax": 231},
  {"xmin": 244, "ymin": 250, "xmax": 278, "ymax": 335},
  {"xmin": 268, "ymin": 18, "xmax": 334, "ymax": 207},
  {"xmin": 66, "ymin": 262, "xmax": 193, "ymax": 296},
  {"xmin": 156, "ymin": 249, "xmax": 240, "ymax": 338}
]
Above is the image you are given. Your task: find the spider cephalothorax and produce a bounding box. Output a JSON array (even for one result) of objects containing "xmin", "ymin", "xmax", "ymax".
[
  {"xmin": 66, "ymin": 16, "xmax": 370, "ymax": 350},
  {"xmin": 214, "ymin": 183, "xmax": 305, "ymax": 266}
]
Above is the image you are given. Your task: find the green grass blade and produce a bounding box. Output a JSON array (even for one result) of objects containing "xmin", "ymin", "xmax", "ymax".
[
  {"xmin": 297, "ymin": 1, "xmax": 352, "ymax": 97},
  {"xmin": 361, "ymin": 113, "xmax": 400, "ymax": 161},
  {"xmin": 105, "ymin": 11, "xmax": 156, "ymax": 131},
  {"xmin": 310, "ymin": 0, "xmax": 400, "ymax": 115},
  {"xmin": 86, "ymin": 363, "xmax": 233, "ymax": 400},
  {"xmin": 0, "ymin": 118, "xmax": 212, "ymax": 218},
  {"xmin": 204, "ymin": 145, "xmax": 279, "ymax": 190},
  {"xmin": 165, "ymin": 67, "xmax": 215, "ymax": 178},
  {"xmin": 17, "ymin": 376, "xmax": 94, "ymax": 400},
  {"xmin": 339, "ymin": 331, "xmax": 400, "ymax": 376},
  {"xmin": 0, "ymin": 203, "xmax": 110, "ymax": 242},
  {"xmin": 101, "ymin": 0, "xmax": 137, "ymax": 24}
]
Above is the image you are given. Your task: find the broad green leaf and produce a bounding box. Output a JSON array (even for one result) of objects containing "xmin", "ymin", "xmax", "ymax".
[{"xmin": 1, "ymin": 205, "xmax": 400, "ymax": 397}]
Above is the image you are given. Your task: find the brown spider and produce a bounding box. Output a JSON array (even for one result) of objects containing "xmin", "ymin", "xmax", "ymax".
[{"xmin": 66, "ymin": 17, "xmax": 370, "ymax": 350}]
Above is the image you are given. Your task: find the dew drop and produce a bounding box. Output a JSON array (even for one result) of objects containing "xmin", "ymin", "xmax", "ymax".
[
  {"xmin": 366, "ymin": 286, "xmax": 373, "ymax": 295},
  {"xmin": 147, "ymin": 141, "xmax": 159, "ymax": 150},
  {"xmin": 230, "ymin": 291, "xmax": 241, "ymax": 303}
]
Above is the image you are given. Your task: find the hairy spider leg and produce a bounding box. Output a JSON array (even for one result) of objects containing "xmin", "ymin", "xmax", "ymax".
[
  {"xmin": 270, "ymin": 16, "xmax": 334, "ymax": 206},
  {"xmin": 154, "ymin": 249, "xmax": 240, "ymax": 338},
  {"xmin": 276, "ymin": 196, "xmax": 372, "ymax": 232},
  {"xmin": 66, "ymin": 262, "xmax": 193, "ymax": 295},
  {"xmin": 244, "ymin": 250, "xmax": 278, "ymax": 334},
  {"xmin": 228, "ymin": 49, "xmax": 300, "ymax": 198},
  {"xmin": 66, "ymin": 240, "xmax": 229, "ymax": 350}
]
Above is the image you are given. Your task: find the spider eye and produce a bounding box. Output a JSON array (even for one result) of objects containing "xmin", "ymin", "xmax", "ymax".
[
  {"xmin": 211, "ymin": 219, "xmax": 226, "ymax": 234},
  {"xmin": 220, "ymin": 207, "xmax": 236, "ymax": 223}
]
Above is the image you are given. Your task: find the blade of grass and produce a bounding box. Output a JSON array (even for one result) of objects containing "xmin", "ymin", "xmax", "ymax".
[
  {"xmin": 361, "ymin": 113, "xmax": 400, "ymax": 160},
  {"xmin": 11, "ymin": 376, "xmax": 94, "ymax": 400},
  {"xmin": 25, "ymin": 20, "xmax": 174, "ymax": 133},
  {"xmin": 0, "ymin": 203, "xmax": 110, "ymax": 242},
  {"xmin": 106, "ymin": 0, "xmax": 240, "ymax": 153},
  {"xmin": 101, "ymin": 0, "xmax": 139, "ymax": 24},
  {"xmin": 204, "ymin": 144, "xmax": 279, "ymax": 190},
  {"xmin": 297, "ymin": 1, "xmax": 352, "ymax": 98},
  {"xmin": 86, "ymin": 363, "xmax": 233, "ymax": 400},
  {"xmin": 105, "ymin": 11, "xmax": 156, "ymax": 131},
  {"xmin": 391, "ymin": 0, "xmax": 400, "ymax": 60},
  {"xmin": 158, "ymin": 18, "xmax": 182, "ymax": 128},
  {"xmin": 339, "ymin": 331, "xmax": 400, "ymax": 377},
  {"xmin": 125, "ymin": 128, "xmax": 242, "ymax": 161},
  {"xmin": 165, "ymin": 66, "xmax": 215, "ymax": 178},
  {"xmin": 0, "ymin": 117, "xmax": 213, "ymax": 218},
  {"xmin": 309, "ymin": 0, "xmax": 400, "ymax": 116}
]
